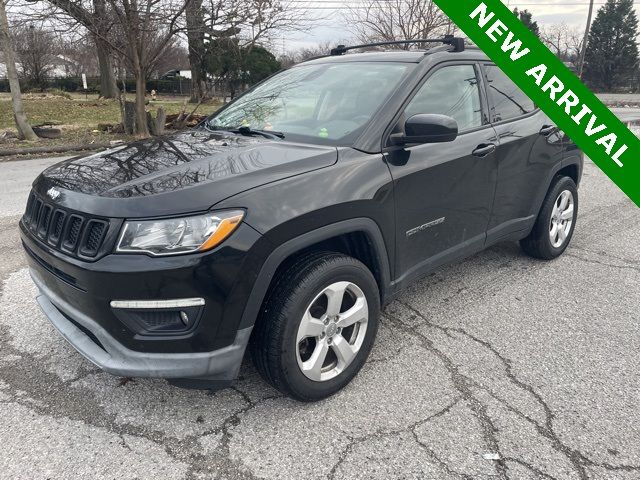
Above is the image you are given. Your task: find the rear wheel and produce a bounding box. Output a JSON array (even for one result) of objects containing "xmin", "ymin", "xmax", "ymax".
[
  {"xmin": 250, "ymin": 253, "xmax": 380, "ymax": 402},
  {"xmin": 520, "ymin": 176, "xmax": 578, "ymax": 260}
]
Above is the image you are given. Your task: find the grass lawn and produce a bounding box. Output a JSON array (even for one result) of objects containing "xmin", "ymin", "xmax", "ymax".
[
  {"xmin": 0, "ymin": 92, "xmax": 223, "ymax": 155},
  {"xmin": 0, "ymin": 92, "xmax": 222, "ymax": 130}
]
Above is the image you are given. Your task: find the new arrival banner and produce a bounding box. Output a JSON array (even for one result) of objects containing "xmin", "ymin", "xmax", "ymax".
[{"xmin": 434, "ymin": 0, "xmax": 639, "ymax": 207}]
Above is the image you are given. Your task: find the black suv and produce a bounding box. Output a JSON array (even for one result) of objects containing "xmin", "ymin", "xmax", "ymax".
[{"xmin": 20, "ymin": 39, "xmax": 582, "ymax": 401}]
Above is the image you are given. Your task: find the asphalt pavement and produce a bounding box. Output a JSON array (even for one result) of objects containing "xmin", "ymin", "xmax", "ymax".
[{"xmin": 0, "ymin": 149, "xmax": 638, "ymax": 479}]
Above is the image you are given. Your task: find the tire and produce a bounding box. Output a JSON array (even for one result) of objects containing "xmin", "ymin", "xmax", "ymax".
[
  {"xmin": 250, "ymin": 252, "xmax": 380, "ymax": 402},
  {"xmin": 33, "ymin": 127, "xmax": 62, "ymax": 139},
  {"xmin": 520, "ymin": 175, "xmax": 578, "ymax": 260}
]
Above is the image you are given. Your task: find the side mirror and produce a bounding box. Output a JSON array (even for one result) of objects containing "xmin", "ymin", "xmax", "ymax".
[{"xmin": 390, "ymin": 114, "xmax": 459, "ymax": 146}]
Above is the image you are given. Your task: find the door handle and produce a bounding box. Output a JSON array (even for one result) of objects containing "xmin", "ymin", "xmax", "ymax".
[
  {"xmin": 540, "ymin": 125, "xmax": 557, "ymax": 136},
  {"xmin": 472, "ymin": 143, "xmax": 496, "ymax": 157}
]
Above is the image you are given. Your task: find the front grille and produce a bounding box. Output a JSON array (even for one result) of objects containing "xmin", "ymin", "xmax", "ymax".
[
  {"xmin": 62, "ymin": 215, "xmax": 83, "ymax": 251},
  {"xmin": 37, "ymin": 205, "xmax": 52, "ymax": 239},
  {"xmin": 49, "ymin": 210, "xmax": 66, "ymax": 245},
  {"xmin": 80, "ymin": 220, "xmax": 107, "ymax": 257},
  {"xmin": 22, "ymin": 191, "xmax": 110, "ymax": 259}
]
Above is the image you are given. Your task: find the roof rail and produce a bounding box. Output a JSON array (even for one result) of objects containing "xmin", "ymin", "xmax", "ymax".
[{"xmin": 330, "ymin": 35, "xmax": 465, "ymax": 56}]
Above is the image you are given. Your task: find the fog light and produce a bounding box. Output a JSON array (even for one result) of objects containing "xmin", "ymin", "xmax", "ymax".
[{"xmin": 110, "ymin": 299, "xmax": 204, "ymax": 336}]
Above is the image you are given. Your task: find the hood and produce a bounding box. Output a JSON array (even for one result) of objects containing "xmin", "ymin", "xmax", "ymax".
[{"xmin": 34, "ymin": 129, "xmax": 338, "ymax": 218}]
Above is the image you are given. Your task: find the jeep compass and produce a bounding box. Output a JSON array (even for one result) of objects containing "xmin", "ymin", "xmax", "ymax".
[{"xmin": 20, "ymin": 38, "xmax": 582, "ymax": 401}]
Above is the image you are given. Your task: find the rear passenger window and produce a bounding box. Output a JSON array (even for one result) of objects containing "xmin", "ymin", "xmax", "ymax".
[
  {"xmin": 485, "ymin": 65, "xmax": 535, "ymax": 122},
  {"xmin": 405, "ymin": 65, "xmax": 483, "ymax": 132}
]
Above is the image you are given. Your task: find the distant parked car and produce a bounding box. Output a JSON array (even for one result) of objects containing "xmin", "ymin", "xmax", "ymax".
[{"xmin": 160, "ymin": 69, "xmax": 192, "ymax": 80}]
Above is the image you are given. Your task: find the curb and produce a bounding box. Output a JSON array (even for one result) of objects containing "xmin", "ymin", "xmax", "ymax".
[{"xmin": 0, "ymin": 142, "xmax": 112, "ymax": 161}]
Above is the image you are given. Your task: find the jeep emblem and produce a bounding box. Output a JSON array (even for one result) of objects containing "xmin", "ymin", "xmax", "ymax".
[{"xmin": 46, "ymin": 187, "xmax": 61, "ymax": 200}]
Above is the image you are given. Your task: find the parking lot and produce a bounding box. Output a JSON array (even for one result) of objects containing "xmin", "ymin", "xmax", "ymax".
[{"xmin": 0, "ymin": 155, "xmax": 638, "ymax": 480}]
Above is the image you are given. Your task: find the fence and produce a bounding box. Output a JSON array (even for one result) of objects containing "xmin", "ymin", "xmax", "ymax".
[
  {"xmin": 583, "ymin": 72, "xmax": 640, "ymax": 94},
  {"xmin": 0, "ymin": 76, "xmax": 196, "ymax": 95}
]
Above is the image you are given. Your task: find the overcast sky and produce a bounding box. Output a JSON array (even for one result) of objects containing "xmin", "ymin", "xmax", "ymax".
[{"xmin": 283, "ymin": 1, "xmax": 640, "ymax": 53}]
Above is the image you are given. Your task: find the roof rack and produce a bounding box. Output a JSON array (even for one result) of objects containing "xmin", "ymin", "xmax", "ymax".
[{"xmin": 329, "ymin": 35, "xmax": 465, "ymax": 56}]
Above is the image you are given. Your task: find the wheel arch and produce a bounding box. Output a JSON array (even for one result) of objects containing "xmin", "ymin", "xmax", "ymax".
[
  {"xmin": 238, "ymin": 218, "xmax": 392, "ymax": 330},
  {"xmin": 529, "ymin": 155, "xmax": 583, "ymax": 221},
  {"xmin": 557, "ymin": 162, "xmax": 581, "ymax": 187}
]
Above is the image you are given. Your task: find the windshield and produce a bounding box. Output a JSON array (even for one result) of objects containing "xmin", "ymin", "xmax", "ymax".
[{"xmin": 206, "ymin": 62, "xmax": 412, "ymax": 144}]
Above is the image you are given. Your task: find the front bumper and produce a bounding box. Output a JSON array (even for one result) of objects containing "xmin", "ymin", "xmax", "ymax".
[
  {"xmin": 32, "ymin": 268, "xmax": 252, "ymax": 382},
  {"xmin": 20, "ymin": 211, "xmax": 270, "ymax": 385}
]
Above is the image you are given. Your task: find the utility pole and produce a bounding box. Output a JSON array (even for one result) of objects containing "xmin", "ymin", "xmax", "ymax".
[{"xmin": 578, "ymin": 0, "xmax": 595, "ymax": 79}]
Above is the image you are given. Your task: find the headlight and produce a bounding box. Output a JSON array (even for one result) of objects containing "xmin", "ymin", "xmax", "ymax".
[{"xmin": 116, "ymin": 210, "xmax": 244, "ymax": 256}]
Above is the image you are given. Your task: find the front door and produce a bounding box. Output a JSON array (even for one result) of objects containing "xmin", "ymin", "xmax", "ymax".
[{"xmin": 386, "ymin": 63, "xmax": 499, "ymax": 286}]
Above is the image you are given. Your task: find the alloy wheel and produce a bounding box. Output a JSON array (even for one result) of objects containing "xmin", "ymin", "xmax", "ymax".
[
  {"xmin": 296, "ymin": 281, "xmax": 369, "ymax": 382},
  {"xmin": 549, "ymin": 190, "xmax": 575, "ymax": 248}
]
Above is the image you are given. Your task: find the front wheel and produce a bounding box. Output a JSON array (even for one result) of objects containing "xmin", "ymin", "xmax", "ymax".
[
  {"xmin": 250, "ymin": 253, "xmax": 380, "ymax": 402},
  {"xmin": 521, "ymin": 176, "xmax": 578, "ymax": 260}
]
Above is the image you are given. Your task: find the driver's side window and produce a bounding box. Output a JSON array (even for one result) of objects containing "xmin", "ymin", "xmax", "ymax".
[{"xmin": 405, "ymin": 65, "xmax": 483, "ymax": 132}]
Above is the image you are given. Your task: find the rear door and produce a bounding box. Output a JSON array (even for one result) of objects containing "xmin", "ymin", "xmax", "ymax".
[
  {"xmin": 481, "ymin": 64, "xmax": 565, "ymax": 242},
  {"xmin": 385, "ymin": 62, "xmax": 499, "ymax": 286}
]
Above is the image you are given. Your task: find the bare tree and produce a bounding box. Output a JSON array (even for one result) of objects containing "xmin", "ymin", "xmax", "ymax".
[
  {"xmin": 60, "ymin": 33, "xmax": 101, "ymax": 77},
  {"xmin": 541, "ymin": 23, "xmax": 585, "ymax": 63},
  {"xmin": 541, "ymin": 23, "xmax": 569, "ymax": 59},
  {"xmin": 565, "ymin": 28, "xmax": 585, "ymax": 63},
  {"xmin": 279, "ymin": 41, "xmax": 333, "ymax": 67},
  {"xmin": 149, "ymin": 41, "xmax": 189, "ymax": 78},
  {"xmin": 293, "ymin": 41, "xmax": 333, "ymax": 62},
  {"xmin": 182, "ymin": 0, "xmax": 314, "ymax": 102},
  {"xmin": 0, "ymin": 0, "xmax": 38, "ymax": 140},
  {"xmin": 235, "ymin": 0, "xmax": 313, "ymax": 48},
  {"xmin": 31, "ymin": 0, "xmax": 120, "ymax": 97},
  {"xmin": 106, "ymin": 0, "xmax": 191, "ymax": 136},
  {"xmin": 13, "ymin": 25, "xmax": 59, "ymax": 89},
  {"xmin": 346, "ymin": 0, "xmax": 451, "ymax": 46},
  {"xmin": 39, "ymin": 0, "xmax": 192, "ymax": 136}
]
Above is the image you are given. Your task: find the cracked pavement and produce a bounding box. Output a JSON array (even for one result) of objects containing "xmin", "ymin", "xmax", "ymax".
[{"xmin": 0, "ymin": 157, "xmax": 638, "ymax": 479}]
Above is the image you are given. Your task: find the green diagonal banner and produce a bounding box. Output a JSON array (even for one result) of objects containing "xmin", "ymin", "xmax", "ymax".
[{"xmin": 434, "ymin": 0, "xmax": 639, "ymax": 207}]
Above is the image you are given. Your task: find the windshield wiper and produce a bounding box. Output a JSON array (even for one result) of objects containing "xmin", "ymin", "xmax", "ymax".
[
  {"xmin": 234, "ymin": 126, "xmax": 285, "ymax": 139},
  {"xmin": 206, "ymin": 124, "xmax": 285, "ymax": 139}
]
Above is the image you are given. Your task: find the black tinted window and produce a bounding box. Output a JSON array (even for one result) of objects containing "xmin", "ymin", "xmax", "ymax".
[
  {"xmin": 405, "ymin": 65, "xmax": 482, "ymax": 131},
  {"xmin": 485, "ymin": 65, "xmax": 535, "ymax": 121}
]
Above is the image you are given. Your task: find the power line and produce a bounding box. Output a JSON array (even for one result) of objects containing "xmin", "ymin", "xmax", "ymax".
[
  {"xmin": 283, "ymin": 1, "xmax": 640, "ymax": 7},
  {"xmin": 284, "ymin": 1, "xmax": 640, "ymax": 3},
  {"xmin": 282, "ymin": 5, "xmax": 640, "ymax": 10}
]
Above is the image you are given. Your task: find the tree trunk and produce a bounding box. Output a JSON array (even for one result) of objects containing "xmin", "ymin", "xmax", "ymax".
[
  {"xmin": 134, "ymin": 73, "xmax": 149, "ymax": 137},
  {"xmin": 0, "ymin": 0, "xmax": 37, "ymax": 141},
  {"xmin": 94, "ymin": 35, "xmax": 118, "ymax": 99},
  {"xmin": 92, "ymin": 0, "xmax": 118, "ymax": 99},
  {"xmin": 185, "ymin": 0, "xmax": 206, "ymax": 103},
  {"xmin": 123, "ymin": 101, "xmax": 136, "ymax": 134},
  {"xmin": 190, "ymin": 67, "xmax": 207, "ymax": 103},
  {"xmin": 147, "ymin": 107, "xmax": 165, "ymax": 136}
]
